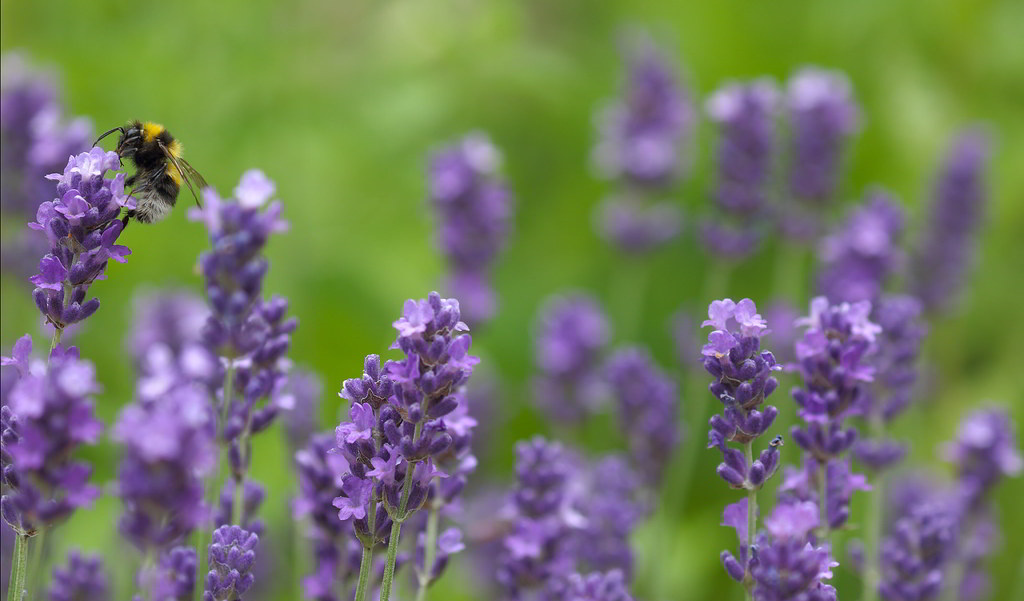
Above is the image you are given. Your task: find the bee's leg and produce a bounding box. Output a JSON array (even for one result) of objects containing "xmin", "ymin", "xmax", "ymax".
[{"xmin": 121, "ymin": 210, "xmax": 135, "ymax": 228}]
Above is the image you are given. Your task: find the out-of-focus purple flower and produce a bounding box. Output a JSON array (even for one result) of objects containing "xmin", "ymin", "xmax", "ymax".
[
  {"xmin": 596, "ymin": 195, "xmax": 682, "ymax": 254},
  {"xmin": 701, "ymin": 79, "xmax": 778, "ymax": 259},
  {"xmin": 911, "ymin": 129, "xmax": 990, "ymax": 314},
  {"xmin": 532, "ymin": 293, "xmax": 610, "ymax": 422},
  {"xmin": 816, "ymin": 190, "xmax": 905, "ymax": 304},
  {"xmin": 1, "ymin": 53, "xmax": 91, "ymax": 279},
  {"xmin": 136, "ymin": 546, "xmax": 198, "ymax": 601},
  {"xmin": 545, "ymin": 569, "xmax": 635, "ymax": 601},
  {"xmin": 878, "ymin": 492, "xmax": 957, "ymax": 601},
  {"xmin": 605, "ymin": 347, "xmax": 680, "ymax": 486},
  {"xmin": 788, "ymin": 296, "xmax": 877, "ymax": 528},
  {"xmin": 1, "ymin": 335, "xmax": 102, "ymax": 534},
  {"xmin": 27, "ymin": 148, "xmax": 134, "ymax": 333},
  {"xmin": 214, "ymin": 479, "xmax": 265, "ymax": 537},
  {"xmin": 779, "ymin": 67, "xmax": 859, "ymax": 240},
  {"xmin": 114, "ymin": 381, "xmax": 215, "ymax": 551},
  {"xmin": 568, "ymin": 456, "xmax": 646, "ymax": 577},
  {"xmin": 701, "ymin": 299, "xmax": 782, "ymax": 493},
  {"xmin": 594, "ymin": 37, "xmax": 694, "ymax": 187},
  {"xmin": 944, "ymin": 407, "xmax": 1021, "ymax": 512},
  {"xmin": 48, "ymin": 551, "xmax": 110, "ymax": 601},
  {"xmin": 854, "ymin": 294, "xmax": 927, "ymax": 472},
  {"xmin": 748, "ymin": 502, "xmax": 838, "ymax": 601},
  {"xmin": 498, "ymin": 437, "xmax": 579, "ymax": 598},
  {"xmin": 762, "ymin": 301, "xmax": 800, "ymax": 369},
  {"xmin": 428, "ymin": 133, "xmax": 514, "ymax": 325},
  {"xmin": 203, "ymin": 525, "xmax": 258, "ymax": 601},
  {"xmin": 780, "ymin": 456, "xmax": 871, "ymax": 530}
]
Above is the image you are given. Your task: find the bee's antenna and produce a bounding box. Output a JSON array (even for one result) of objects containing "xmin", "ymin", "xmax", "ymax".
[{"xmin": 92, "ymin": 126, "xmax": 125, "ymax": 148}]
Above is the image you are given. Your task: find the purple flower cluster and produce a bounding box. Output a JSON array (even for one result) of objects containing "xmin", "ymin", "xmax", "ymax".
[
  {"xmin": 532, "ymin": 294, "xmax": 610, "ymax": 422},
  {"xmin": 702, "ymin": 299, "xmax": 782, "ymax": 489},
  {"xmin": 47, "ymin": 551, "xmax": 109, "ymax": 601},
  {"xmin": 743, "ymin": 501, "xmax": 837, "ymax": 601},
  {"xmin": 593, "ymin": 37, "xmax": 691, "ymax": 252},
  {"xmin": 1, "ymin": 53, "xmax": 91, "ymax": 279},
  {"xmin": 214, "ymin": 480, "xmax": 266, "ymax": 536},
  {"xmin": 816, "ymin": 190, "xmax": 905, "ymax": 304},
  {"xmin": 567, "ymin": 456, "xmax": 645, "ymax": 577},
  {"xmin": 594, "ymin": 38, "xmax": 693, "ymax": 187},
  {"xmin": 203, "ymin": 525, "xmax": 259, "ymax": 601},
  {"xmin": 113, "ymin": 380, "xmax": 216, "ymax": 550},
  {"xmin": 189, "ymin": 170, "xmax": 294, "ymax": 494},
  {"xmin": 604, "ymin": 347, "xmax": 679, "ymax": 486},
  {"xmin": 787, "ymin": 297, "xmax": 878, "ymax": 529},
  {"xmin": 1, "ymin": 336, "xmax": 102, "ymax": 534},
  {"xmin": 701, "ymin": 80, "xmax": 778, "ymax": 259},
  {"xmin": 944, "ymin": 407, "xmax": 1022, "ymax": 514},
  {"xmin": 428, "ymin": 133, "xmax": 513, "ymax": 325},
  {"xmin": 911, "ymin": 129, "xmax": 990, "ymax": 314},
  {"xmin": 780, "ymin": 67, "xmax": 858, "ymax": 239},
  {"xmin": 136, "ymin": 547, "xmax": 198, "ymax": 601},
  {"xmin": 28, "ymin": 148, "xmax": 134, "ymax": 333},
  {"xmin": 293, "ymin": 433, "xmax": 364, "ymax": 600},
  {"xmin": 281, "ymin": 369, "xmax": 324, "ymax": 452},
  {"xmin": 878, "ymin": 493, "xmax": 957, "ymax": 601},
  {"xmin": 545, "ymin": 570, "xmax": 635, "ymax": 601}
]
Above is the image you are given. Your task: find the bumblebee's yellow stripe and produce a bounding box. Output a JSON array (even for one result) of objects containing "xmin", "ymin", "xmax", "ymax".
[{"xmin": 142, "ymin": 122, "xmax": 165, "ymax": 142}]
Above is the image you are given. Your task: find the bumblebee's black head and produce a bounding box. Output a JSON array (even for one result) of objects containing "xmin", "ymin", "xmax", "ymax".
[{"xmin": 114, "ymin": 122, "xmax": 145, "ymax": 159}]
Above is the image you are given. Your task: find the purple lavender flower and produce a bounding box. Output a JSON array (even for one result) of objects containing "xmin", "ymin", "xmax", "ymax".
[
  {"xmin": 214, "ymin": 480, "xmax": 265, "ymax": 536},
  {"xmin": 701, "ymin": 80, "xmax": 778, "ymax": 259},
  {"xmin": 428, "ymin": 133, "xmax": 513, "ymax": 325},
  {"xmin": 911, "ymin": 129, "xmax": 990, "ymax": 314},
  {"xmin": 1, "ymin": 335, "xmax": 102, "ymax": 534},
  {"xmin": 48, "ymin": 551, "xmax": 110, "ymax": 601},
  {"xmin": 189, "ymin": 170, "xmax": 293, "ymax": 515},
  {"xmin": 878, "ymin": 495, "xmax": 957, "ymax": 601},
  {"xmin": 1, "ymin": 53, "xmax": 91, "ymax": 279},
  {"xmin": 203, "ymin": 525, "xmax": 258, "ymax": 601},
  {"xmin": 594, "ymin": 38, "xmax": 693, "ymax": 187},
  {"xmin": 544, "ymin": 570, "xmax": 635, "ymax": 601},
  {"xmin": 567, "ymin": 456, "xmax": 645, "ymax": 577},
  {"xmin": 943, "ymin": 407, "xmax": 1022, "ymax": 513},
  {"xmin": 789, "ymin": 296, "xmax": 878, "ymax": 529},
  {"xmin": 816, "ymin": 190, "xmax": 905, "ymax": 304},
  {"xmin": 779, "ymin": 67, "xmax": 859, "ymax": 239},
  {"xmin": 27, "ymin": 147, "xmax": 134, "ymax": 334},
  {"xmin": 113, "ymin": 381, "xmax": 216, "ymax": 550},
  {"xmin": 280, "ymin": 368, "xmax": 324, "ymax": 452},
  {"xmin": 780, "ymin": 456, "xmax": 870, "ymax": 530},
  {"xmin": 136, "ymin": 547, "xmax": 198, "ymax": 601},
  {"xmin": 497, "ymin": 437, "xmax": 578, "ymax": 598},
  {"xmin": 749, "ymin": 501, "xmax": 838, "ymax": 601},
  {"xmin": 532, "ymin": 293, "xmax": 610, "ymax": 422},
  {"xmin": 701, "ymin": 299, "xmax": 781, "ymax": 487},
  {"xmin": 604, "ymin": 347, "xmax": 680, "ymax": 486}
]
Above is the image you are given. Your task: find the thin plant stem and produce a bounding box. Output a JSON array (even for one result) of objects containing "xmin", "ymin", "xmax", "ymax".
[
  {"xmin": 379, "ymin": 421, "xmax": 423, "ymax": 601},
  {"xmin": 48, "ymin": 328, "xmax": 64, "ymax": 355},
  {"xmin": 743, "ymin": 440, "xmax": 757, "ymax": 601},
  {"xmin": 353, "ymin": 491, "xmax": 379, "ymax": 601},
  {"xmin": 862, "ymin": 418, "xmax": 885, "ymax": 601},
  {"xmin": 414, "ymin": 501, "xmax": 442, "ymax": 601},
  {"xmin": 8, "ymin": 532, "xmax": 30, "ymax": 601},
  {"xmin": 198, "ymin": 364, "xmax": 236, "ymax": 598}
]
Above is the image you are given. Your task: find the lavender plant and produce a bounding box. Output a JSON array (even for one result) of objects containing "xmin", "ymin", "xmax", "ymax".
[
  {"xmin": 700, "ymin": 81, "xmax": 778, "ymax": 259},
  {"xmin": 701, "ymin": 298, "xmax": 782, "ymax": 597},
  {"xmin": 332, "ymin": 292, "xmax": 477, "ymax": 601},
  {"xmin": 47, "ymin": 551, "xmax": 110, "ymax": 601},
  {"xmin": 593, "ymin": 36, "xmax": 692, "ymax": 252},
  {"xmin": 203, "ymin": 524, "xmax": 259, "ymax": 601},
  {"xmin": 427, "ymin": 133, "xmax": 514, "ymax": 325},
  {"xmin": 532, "ymin": 293, "xmax": 610, "ymax": 422},
  {"xmin": 1, "ymin": 336, "xmax": 103, "ymax": 601}
]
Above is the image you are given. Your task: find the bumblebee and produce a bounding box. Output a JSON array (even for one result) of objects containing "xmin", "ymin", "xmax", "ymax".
[{"xmin": 94, "ymin": 121, "xmax": 206, "ymax": 224}]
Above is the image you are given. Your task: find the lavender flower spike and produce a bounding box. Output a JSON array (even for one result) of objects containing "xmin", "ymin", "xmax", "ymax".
[
  {"xmin": 1, "ymin": 335, "xmax": 103, "ymax": 534},
  {"xmin": 29, "ymin": 148, "xmax": 134, "ymax": 334},
  {"xmin": 428, "ymin": 133, "xmax": 514, "ymax": 325},
  {"xmin": 750, "ymin": 501, "xmax": 838, "ymax": 601},
  {"xmin": 203, "ymin": 525, "xmax": 258, "ymax": 601},
  {"xmin": 701, "ymin": 80, "xmax": 778, "ymax": 259},
  {"xmin": 911, "ymin": 129, "xmax": 990, "ymax": 314},
  {"xmin": 47, "ymin": 551, "xmax": 110, "ymax": 601}
]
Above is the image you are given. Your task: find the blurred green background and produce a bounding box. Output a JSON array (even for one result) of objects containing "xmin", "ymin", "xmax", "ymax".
[{"xmin": 2, "ymin": 0, "xmax": 1022, "ymax": 599}]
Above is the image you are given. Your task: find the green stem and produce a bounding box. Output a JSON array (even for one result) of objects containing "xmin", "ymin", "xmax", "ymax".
[
  {"xmin": 8, "ymin": 532, "xmax": 30, "ymax": 601},
  {"xmin": 353, "ymin": 491, "xmax": 379, "ymax": 601},
  {"xmin": 414, "ymin": 502, "xmax": 442, "ymax": 601},
  {"xmin": 743, "ymin": 441, "xmax": 757, "ymax": 600},
  {"xmin": 48, "ymin": 328, "xmax": 64, "ymax": 355},
  {"xmin": 379, "ymin": 421, "xmax": 423, "ymax": 601},
  {"xmin": 862, "ymin": 418, "xmax": 885, "ymax": 601}
]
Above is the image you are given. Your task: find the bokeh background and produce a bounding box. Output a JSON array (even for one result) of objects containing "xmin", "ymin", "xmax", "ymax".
[{"xmin": 2, "ymin": 0, "xmax": 1022, "ymax": 599}]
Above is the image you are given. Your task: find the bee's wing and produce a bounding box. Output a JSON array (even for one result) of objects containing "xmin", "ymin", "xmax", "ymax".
[{"xmin": 158, "ymin": 140, "xmax": 206, "ymax": 208}]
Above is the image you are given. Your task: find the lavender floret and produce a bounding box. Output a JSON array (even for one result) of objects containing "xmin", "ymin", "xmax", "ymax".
[
  {"xmin": 203, "ymin": 525, "xmax": 258, "ymax": 601},
  {"xmin": 47, "ymin": 551, "xmax": 110, "ymax": 601}
]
